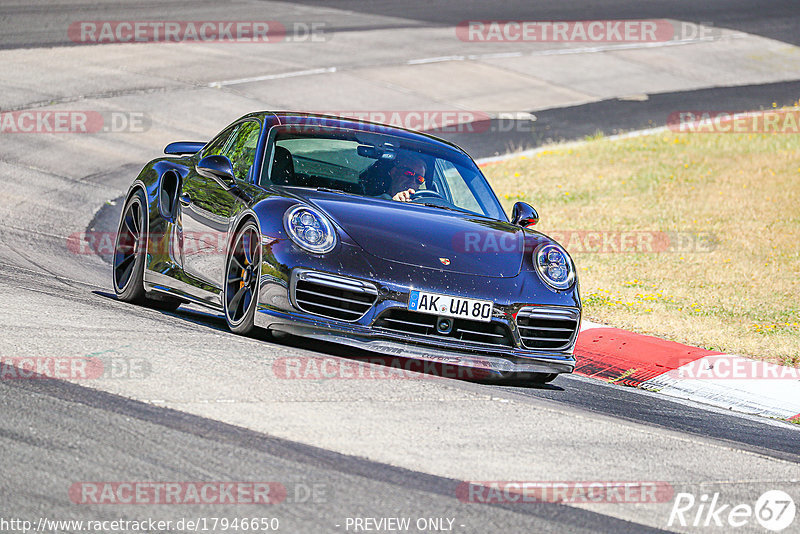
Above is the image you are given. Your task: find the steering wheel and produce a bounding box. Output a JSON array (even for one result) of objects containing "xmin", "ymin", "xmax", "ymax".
[{"xmin": 411, "ymin": 189, "xmax": 445, "ymax": 201}]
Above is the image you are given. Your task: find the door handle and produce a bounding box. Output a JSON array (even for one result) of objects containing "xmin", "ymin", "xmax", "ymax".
[{"xmin": 179, "ymin": 193, "xmax": 192, "ymax": 206}]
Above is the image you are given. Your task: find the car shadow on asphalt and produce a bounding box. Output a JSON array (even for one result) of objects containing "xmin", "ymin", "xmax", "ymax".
[
  {"xmin": 267, "ymin": 330, "xmax": 565, "ymax": 390},
  {"xmin": 93, "ymin": 290, "xmax": 231, "ymax": 333},
  {"xmin": 93, "ymin": 290, "xmax": 564, "ymax": 390}
]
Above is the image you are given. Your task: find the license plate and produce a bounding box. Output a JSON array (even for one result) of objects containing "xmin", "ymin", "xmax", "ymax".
[{"xmin": 407, "ymin": 290, "xmax": 493, "ymax": 322}]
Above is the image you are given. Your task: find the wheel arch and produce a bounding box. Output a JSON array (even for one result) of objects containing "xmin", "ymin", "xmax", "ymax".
[
  {"xmin": 227, "ymin": 209, "xmax": 262, "ymax": 260},
  {"xmin": 120, "ymin": 181, "xmax": 150, "ymax": 238}
]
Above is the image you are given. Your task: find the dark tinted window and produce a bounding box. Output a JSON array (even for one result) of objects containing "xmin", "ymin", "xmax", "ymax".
[{"xmin": 261, "ymin": 126, "xmax": 506, "ymax": 220}]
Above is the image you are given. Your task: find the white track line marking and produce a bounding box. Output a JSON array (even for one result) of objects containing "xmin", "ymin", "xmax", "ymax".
[
  {"xmin": 407, "ymin": 36, "xmax": 722, "ymax": 66},
  {"xmin": 408, "ymin": 55, "xmax": 466, "ymax": 65},
  {"xmin": 208, "ymin": 67, "xmax": 337, "ymax": 88},
  {"xmin": 208, "ymin": 34, "xmax": 726, "ymax": 87}
]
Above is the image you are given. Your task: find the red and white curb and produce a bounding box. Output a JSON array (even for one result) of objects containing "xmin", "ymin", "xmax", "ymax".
[{"xmin": 575, "ymin": 321, "xmax": 800, "ymax": 422}]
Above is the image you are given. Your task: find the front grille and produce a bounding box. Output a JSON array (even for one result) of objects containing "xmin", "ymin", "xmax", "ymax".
[
  {"xmin": 292, "ymin": 271, "xmax": 377, "ymax": 321},
  {"xmin": 516, "ymin": 307, "xmax": 579, "ymax": 350},
  {"xmin": 374, "ymin": 308, "xmax": 514, "ymax": 347}
]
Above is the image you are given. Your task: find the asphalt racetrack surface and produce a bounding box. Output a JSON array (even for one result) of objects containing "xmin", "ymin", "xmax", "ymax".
[{"xmin": 1, "ymin": 2, "xmax": 799, "ymax": 533}]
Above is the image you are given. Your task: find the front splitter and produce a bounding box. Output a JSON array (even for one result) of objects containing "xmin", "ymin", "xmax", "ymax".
[{"xmin": 255, "ymin": 308, "xmax": 575, "ymax": 376}]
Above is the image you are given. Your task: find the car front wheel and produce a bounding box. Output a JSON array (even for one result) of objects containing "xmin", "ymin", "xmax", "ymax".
[{"xmin": 224, "ymin": 221, "xmax": 261, "ymax": 334}]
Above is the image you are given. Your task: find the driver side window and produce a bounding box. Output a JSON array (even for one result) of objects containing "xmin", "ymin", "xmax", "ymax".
[
  {"xmin": 202, "ymin": 121, "xmax": 262, "ymax": 182},
  {"xmin": 203, "ymin": 126, "xmax": 235, "ymax": 157},
  {"xmin": 225, "ymin": 121, "xmax": 261, "ymax": 182}
]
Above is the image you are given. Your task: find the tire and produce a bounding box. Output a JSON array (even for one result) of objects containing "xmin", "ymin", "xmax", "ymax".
[
  {"xmin": 224, "ymin": 220, "xmax": 261, "ymax": 335},
  {"xmin": 113, "ymin": 190, "xmax": 148, "ymax": 304},
  {"xmin": 113, "ymin": 189, "xmax": 182, "ymax": 311}
]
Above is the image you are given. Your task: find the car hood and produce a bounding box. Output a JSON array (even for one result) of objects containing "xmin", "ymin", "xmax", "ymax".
[{"xmin": 300, "ymin": 191, "xmax": 524, "ymax": 278}]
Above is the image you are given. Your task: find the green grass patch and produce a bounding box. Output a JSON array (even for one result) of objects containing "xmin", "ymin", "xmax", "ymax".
[{"xmin": 484, "ymin": 127, "xmax": 800, "ymax": 366}]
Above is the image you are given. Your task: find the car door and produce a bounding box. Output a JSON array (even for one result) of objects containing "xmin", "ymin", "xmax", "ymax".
[{"xmin": 181, "ymin": 120, "xmax": 262, "ymax": 288}]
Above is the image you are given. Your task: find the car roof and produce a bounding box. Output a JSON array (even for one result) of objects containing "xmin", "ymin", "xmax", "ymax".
[{"xmin": 239, "ymin": 111, "xmax": 470, "ymax": 156}]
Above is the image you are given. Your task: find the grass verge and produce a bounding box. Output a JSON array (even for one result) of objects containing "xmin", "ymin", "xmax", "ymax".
[{"xmin": 484, "ymin": 129, "xmax": 799, "ymax": 366}]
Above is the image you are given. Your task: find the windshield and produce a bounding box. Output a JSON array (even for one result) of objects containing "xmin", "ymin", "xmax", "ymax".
[{"xmin": 260, "ymin": 125, "xmax": 507, "ymax": 221}]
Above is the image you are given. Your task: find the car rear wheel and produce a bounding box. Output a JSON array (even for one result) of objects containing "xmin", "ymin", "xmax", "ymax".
[
  {"xmin": 224, "ymin": 221, "xmax": 260, "ymax": 335},
  {"xmin": 113, "ymin": 191, "xmax": 148, "ymax": 304},
  {"xmin": 113, "ymin": 190, "xmax": 181, "ymax": 311}
]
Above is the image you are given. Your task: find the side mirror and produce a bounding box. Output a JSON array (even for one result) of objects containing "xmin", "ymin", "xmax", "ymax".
[
  {"xmin": 196, "ymin": 155, "xmax": 236, "ymax": 189},
  {"xmin": 511, "ymin": 202, "xmax": 539, "ymax": 227}
]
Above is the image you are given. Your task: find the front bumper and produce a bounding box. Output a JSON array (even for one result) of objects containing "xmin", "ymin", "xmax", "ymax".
[{"xmin": 254, "ymin": 306, "xmax": 576, "ymax": 376}]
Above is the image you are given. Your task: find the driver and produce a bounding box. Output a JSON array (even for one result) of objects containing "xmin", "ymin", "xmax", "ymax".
[{"xmin": 386, "ymin": 153, "xmax": 427, "ymax": 202}]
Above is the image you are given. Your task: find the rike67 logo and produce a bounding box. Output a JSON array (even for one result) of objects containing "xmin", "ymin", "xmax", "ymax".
[{"xmin": 668, "ymin": 490, "xmax": 796, "ymax": 531}]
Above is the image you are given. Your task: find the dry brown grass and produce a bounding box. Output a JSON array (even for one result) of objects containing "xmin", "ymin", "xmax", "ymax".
[{"xmin": 483, "ymin": 129, "xmax": 800, "ymax": 366}]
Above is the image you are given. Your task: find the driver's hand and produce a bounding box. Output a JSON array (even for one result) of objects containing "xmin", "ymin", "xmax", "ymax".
[{"xmin": 392, "ymin": 188, "xmax": 415, "ymax": 202}]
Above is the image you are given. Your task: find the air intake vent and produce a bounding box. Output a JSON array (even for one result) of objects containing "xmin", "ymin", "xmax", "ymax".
[
  {"xmin": 374, "ymin": 308, "xmax": 514, "ymax": 347},
  {"xmin": 516, "ymin": 307, "xmax": 579, "ymax": 350},
  {"xmin": 292, "ymin": 271, "xmax": 377, "ymax": 321}
]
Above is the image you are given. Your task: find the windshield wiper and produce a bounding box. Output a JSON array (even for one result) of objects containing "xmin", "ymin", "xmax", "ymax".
[
  {"xmin": 314, "ymin": 189, "xmax": 468, "ymax": 213},
  {"xmin": 417, "ymin": 202, "xmax": 468, "ymax": 213},
  {"xmin": 316, "ymin": 187, "xmax": 357, "ymax": 196}
]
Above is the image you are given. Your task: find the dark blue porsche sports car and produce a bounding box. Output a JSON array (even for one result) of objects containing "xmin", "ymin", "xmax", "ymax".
[{"xmin": 113, "ymin": 112, "xmax": 581, "ymax": 382}]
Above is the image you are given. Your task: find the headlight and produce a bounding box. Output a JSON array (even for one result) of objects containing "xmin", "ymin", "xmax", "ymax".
[
  {"xmin": 283, "ymin": 205, "xmax": 337, "ymax": 254},
  {"xmin": 534, "ymin": 243, "xmax": 575, "ymax": 290}
]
